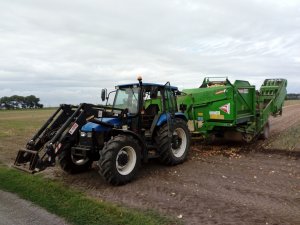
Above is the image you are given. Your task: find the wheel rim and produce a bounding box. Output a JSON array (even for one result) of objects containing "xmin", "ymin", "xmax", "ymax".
[
  {"xmin": 116, "ymin": 146, "xmax": 137, "ymax": 175},
  {"xmin": 171, "ymin": 128, "xmax": 187, "ymax": 158},
  {"xmin": 71, "ymin": 155, "xmax": 89, "ymax": 166},
  {"xmin": 243, "ymin": 133, "xmax": 253, "ymax": 143}
]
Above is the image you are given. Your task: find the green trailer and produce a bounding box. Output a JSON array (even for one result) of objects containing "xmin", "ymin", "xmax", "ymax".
[{"xmin": 177, "ymin": 77, "xmax": 287, "ymax": 142}]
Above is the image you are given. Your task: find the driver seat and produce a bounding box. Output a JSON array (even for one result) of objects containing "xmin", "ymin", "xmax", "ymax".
[{"xmin": 142, "ymin": 104, "xmax": 159, "ymax": 129}]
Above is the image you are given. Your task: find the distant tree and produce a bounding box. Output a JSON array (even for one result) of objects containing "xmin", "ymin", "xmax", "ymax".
[
  {"xmin": 286, "ymin": 93, "xmax": 300, "ymax": 100},
  {"xmin": 0, "ymin": 95, "xmax": 43, "ymax": 109}
]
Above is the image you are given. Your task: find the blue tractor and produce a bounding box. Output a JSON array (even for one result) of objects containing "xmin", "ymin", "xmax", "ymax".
[{"xmin": 14, "ymin": 77, "xmax": 190, "ymax": 185}]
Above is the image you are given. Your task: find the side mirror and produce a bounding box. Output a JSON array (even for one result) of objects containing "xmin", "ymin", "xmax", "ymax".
[
  {"xmin": 101, "ymin": 89, "xmax": 107, "ymax": 102},
  {"xmin": 175, "ymin": 90, "xmax": 182, "ymax": 96}
]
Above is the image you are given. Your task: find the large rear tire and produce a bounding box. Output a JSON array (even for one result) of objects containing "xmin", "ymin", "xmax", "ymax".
[
  {"xmin": 98, "ymin": 135, "xmax": 141, "ymax": 185},
  {"xmin": 58, "ymin": 144, "xmax": 93, "ymax": 174},
  {"xmin": 156, "ymin": 118, "xmax": 190, "ymax": 165}
]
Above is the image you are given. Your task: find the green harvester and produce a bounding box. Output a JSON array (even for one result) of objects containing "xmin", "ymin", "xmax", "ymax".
[{"xmin": 177, "ymin": 77, "xmax": 287, "ymax": 142}]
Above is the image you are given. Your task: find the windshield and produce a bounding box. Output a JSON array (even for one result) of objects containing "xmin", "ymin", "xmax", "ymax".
[{"xmin": 113, "ymin": 87, "xmax": 140, "ymax": 114}]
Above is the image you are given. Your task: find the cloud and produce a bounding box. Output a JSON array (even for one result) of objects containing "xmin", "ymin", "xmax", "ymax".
[{"xmin": 0, "ymin": 0, "xmax": 299, "ymax": 105}]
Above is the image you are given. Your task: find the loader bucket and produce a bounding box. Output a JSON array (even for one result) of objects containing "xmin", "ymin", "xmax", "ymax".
[{"xmin": 13, "ymin": 149, "xmax": 41, "ymax": 173}]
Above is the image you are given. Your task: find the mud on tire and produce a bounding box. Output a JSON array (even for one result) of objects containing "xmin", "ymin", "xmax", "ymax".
[
  {"xmin": 58, "ymin": 144, "xmax": 93, "ymax": 174},
  {"xmin": 156, "ymin": 118, "xmax": 190, "ymax": 165},
  {"xmin": 98, "ymin": 135, "xmax": 141, "ymax": 185}
]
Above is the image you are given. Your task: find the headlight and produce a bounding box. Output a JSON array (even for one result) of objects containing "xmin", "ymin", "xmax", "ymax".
[
  {"xmin": 80, "ymin": 132, "xmax": 92, "ymax": 138},
  {"xmin": 80, "ymin": 132, "xmax": 87, "ymax": 137}
]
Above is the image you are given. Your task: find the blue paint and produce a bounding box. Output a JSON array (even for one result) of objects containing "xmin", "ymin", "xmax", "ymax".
[
  {"xmin": 81, "ymin": 117, "xmax": 121, "ymax": 132},
  {"xmin": 156, "ymin": 112, "xmax": 187, "ymax": 127},
  {"xmin": 156, "ymin": 113, "xmax": 169, "ymax": 126}
]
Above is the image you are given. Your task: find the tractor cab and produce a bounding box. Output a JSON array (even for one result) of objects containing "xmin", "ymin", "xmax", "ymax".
[
  {"xmin": 115, "ymin": 81, "xmax": 180, "ymax": 131},
  {"xmin": 81, "ymin": 78, "xmax": 181, "ymax": 137}
]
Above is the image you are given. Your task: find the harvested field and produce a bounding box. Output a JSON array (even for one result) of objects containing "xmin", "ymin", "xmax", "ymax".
[{"xmin": 0, "ymin": 103, "xmax": 300, "ymax": 225}]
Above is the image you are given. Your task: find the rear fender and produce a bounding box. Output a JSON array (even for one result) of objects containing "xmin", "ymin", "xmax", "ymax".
[
  {"xmin": 156, "ymin": 112, "xmax": 187, "ymax": 127},
  {"xmin": 175, "ymin": 112, "xmax": 188, "ymax": 122}
]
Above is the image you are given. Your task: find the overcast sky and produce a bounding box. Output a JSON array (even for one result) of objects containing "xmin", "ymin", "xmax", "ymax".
[{"xmin": 0, "ymin": 0, "xmax": 299, "ymax": 106}]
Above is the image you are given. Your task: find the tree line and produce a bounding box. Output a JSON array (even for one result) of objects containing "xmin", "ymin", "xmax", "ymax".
[
  {"xmin": 286, "ymin": 93, "xmax": 300, "ymax": 100},
  {"xmin": 0, "ymin": 95, "xmax": 43, "ymax": 109}
]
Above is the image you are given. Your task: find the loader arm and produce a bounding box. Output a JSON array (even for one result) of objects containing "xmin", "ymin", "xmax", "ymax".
[{"xmin": 13, "ymin": 103, "xmax": 120, "ymax": 173}]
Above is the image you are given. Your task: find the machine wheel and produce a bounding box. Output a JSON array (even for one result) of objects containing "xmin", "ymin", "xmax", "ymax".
[
  {"xmin": 58, "ymin": 144, "xmax": 93, "ymax": 174},
  {"xmin": 98, "ymin": 135, "xmax": 141, "ymax": 185},
  {"xmin": 242, "ymin": 133, "xmax": 254, "ymax": 143},
  {"xmin": 156, "ymin": 119, "xmax": 190, "ymax": 165},
  {"xmin": 261, "ymin": 121, "xmax": 270, "ymax": 140}
]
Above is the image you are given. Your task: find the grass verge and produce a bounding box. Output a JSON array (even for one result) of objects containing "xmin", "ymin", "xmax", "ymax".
[{"xmin": 0, "ymin": 166, "xmax": 176, "ymax": 225}]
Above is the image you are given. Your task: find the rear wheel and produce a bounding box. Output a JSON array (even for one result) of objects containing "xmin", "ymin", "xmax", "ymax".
[
  {"xmin": 98, "ymin": 135, "xmax": 141, "ymax": 185},
  {"xmin": 58, "ymin": 144, "xmax": 93, "ymax": 174},
  {"xmin": 242, "ymin": 133, "xmax": 254, "ymax": 143},
  {"xmin": 156, "ymin": 119, "xmax": 190, "ymax": 165}
]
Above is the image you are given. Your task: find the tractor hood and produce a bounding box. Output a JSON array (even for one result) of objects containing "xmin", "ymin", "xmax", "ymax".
[{"xmin": 81, "ymin": 117, "xmax": 121, "ymax": 132}]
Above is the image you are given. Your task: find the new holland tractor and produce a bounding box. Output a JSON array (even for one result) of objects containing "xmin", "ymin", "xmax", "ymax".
[{"xmin": 14, "ymin": 77, "xmax": 190, "ymax": 185}]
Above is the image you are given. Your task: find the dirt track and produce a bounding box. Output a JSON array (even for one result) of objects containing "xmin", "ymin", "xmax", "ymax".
[{"xmin": 51, "ymin": 105, "xmax": 300, "ymax": 225}]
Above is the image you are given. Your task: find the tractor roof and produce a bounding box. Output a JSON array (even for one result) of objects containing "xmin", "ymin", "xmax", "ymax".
[{"xmin": 116, "ymin": 83, "xmax": 178, "ymax": 91}]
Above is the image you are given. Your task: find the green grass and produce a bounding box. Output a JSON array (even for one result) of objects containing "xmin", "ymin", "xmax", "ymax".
[
  {"xmin": 0, "ymin": 109, "xmax": 55, "ymax": 163},
  {"xmin": 0, "ymin": 109, "xmax": 55, "ymax": 137},
  {"xmin": 0, "ymin": 166, "xmax": 175, "ymax": 225}
]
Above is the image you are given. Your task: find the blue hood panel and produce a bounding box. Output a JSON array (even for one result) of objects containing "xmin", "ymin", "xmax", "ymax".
[{"xmin": 81, "ymin": 117, "xmax": 121, "ymax": 132}]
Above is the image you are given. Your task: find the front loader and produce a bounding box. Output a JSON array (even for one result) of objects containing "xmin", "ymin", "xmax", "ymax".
[
  {"xmin": 14, "ymin": 77, "xmax": 190, "ymax": 185},
  {"xmin": 13, "ymin": 103, "xmax": 114, "ymax": 173}
]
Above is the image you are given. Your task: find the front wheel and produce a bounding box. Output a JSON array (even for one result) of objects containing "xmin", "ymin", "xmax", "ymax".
[
  {"xmin": 156, "ymin": 119, "xmax": 190, "ymax": 165},
  {"xmin": 58, "ymin": 144, "xmax": 93, "ymax": 174},
  {"xmin": 98, "ymin": 135, "xmax": 141, "ymax": 185}
]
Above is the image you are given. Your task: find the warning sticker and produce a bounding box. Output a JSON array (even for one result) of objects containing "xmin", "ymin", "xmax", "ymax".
[
  {"xmin": 209, "ymin": 111, "xmax": 224, "ymax": 119},
  {"xmin": 219, "ymin": 103, "xmax": 230, "ymax": 114},
  {"xmin": 198, "ymin": 112, "xmax": 203, "ymax": 116},
  {"xmin": 55, "ymin": 143, "xmax": 62, "ymax": 153},
  {"xmin": 98, "ymin": 110, "xmax": 103, "ymax": 117},
  {"xmin": 69, "ymin": 123, "xmax": 79, "ymax": 135}
]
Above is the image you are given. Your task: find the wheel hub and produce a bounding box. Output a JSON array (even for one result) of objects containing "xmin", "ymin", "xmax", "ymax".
[
  {"xmin": 171, "ymin": 127, "xmax": 187, "ymax": 158},
  {"xmin": 172, "ymin": 134, "xmax": 182, "ymax": 149},
  {"xmin": 117, "ymin": 151, "xmax": 129, "ymax": 167},
  {"xmin": 115, "ymin": 146, "xmax": 137, "ymax": 176}
]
